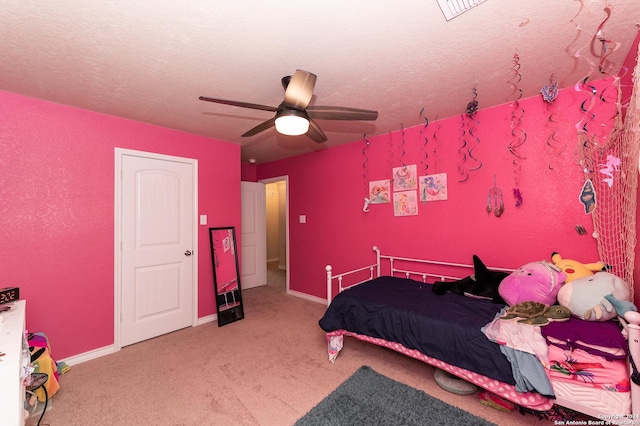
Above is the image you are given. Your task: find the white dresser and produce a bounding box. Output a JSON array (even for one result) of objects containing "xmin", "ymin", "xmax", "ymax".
[{"xmin": 0, "ymin": 300, "xmax": 28, "ymax": 426}]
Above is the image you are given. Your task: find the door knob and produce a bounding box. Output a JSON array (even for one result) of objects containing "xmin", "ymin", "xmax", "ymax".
[{"xmin": 185, "ymin": 250, "xmax": 192, "ymax": 256}]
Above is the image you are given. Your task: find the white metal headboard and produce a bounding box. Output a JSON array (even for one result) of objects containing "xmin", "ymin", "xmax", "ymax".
[{"xmin": 325, "ymin": 246, "xmax": 514, "ymax": 306}]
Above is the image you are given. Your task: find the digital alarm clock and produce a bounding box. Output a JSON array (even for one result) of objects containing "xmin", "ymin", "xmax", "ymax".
[{"xmin": 0, "ymin": 287, "xmax": 19, "ymax": 305}]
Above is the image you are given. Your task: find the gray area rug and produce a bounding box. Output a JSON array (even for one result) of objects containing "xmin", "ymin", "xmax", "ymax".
[{"xmin": 295, "ymin": 366, "xmax": 496, "ymax": 426}]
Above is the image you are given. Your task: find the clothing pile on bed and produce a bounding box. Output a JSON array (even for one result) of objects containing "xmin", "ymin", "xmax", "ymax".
[
  {"xmin": 482, "ymin": 308, "xmax": 629, "ymax": 398},
  {"xmin": 542, "ymin": 318, "xmax": 629, "ymax": 392}
]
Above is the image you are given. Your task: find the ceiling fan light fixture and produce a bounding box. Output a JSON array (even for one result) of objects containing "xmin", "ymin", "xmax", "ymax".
[{"xmin": 275, "ymin": 109, "xmax": 309, "ymax": 136}]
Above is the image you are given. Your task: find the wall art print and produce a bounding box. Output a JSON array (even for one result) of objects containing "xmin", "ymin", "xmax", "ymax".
[
  {"xmin": 393, "ymin": 190, "xmax": 418, "ymax": 216},
  {"xmin": 419, "ymin": 173, "xmax": 448, "ymax": 202},
  {"xmin": 368, "ymin": 179, "xmax": 391, "ymax": 204},
  {"xmin": 392, "ymin": 164, "xmax": 417, "ymax": 191}
]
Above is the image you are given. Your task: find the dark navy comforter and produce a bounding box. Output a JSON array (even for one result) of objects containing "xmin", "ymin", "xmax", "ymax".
[{"xmin": 319, "ymin": 276, "xmax": 516, "ymax": 385}]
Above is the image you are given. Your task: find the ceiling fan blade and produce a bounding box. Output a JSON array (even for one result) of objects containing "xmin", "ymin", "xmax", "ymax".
[
  {"xmin": 199, "ymin": 96, "xmax": 278, "ymax": 112},
  {"xmin": 306, "ymin": 106, "xmax": 378, "ymax": 121},
  {"xmin": 306, "ymin": 119, "xmax": 327, "ymax": 143},
  {"xmin": 284, "ymin": 70, "xmax": 317, "ymax": 109},
  {"xmin": 241, "ymin": 117, "xmax": 276, "ymax": 137}
]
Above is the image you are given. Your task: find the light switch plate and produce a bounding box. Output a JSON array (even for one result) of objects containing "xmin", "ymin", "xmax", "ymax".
[
  {"xmin": 299, "ymin": 215, "xmax": 306, "ymax": 224},
  {"xmin": 200, "ymin": 215, "xmax": 207, "ymax": 225}
]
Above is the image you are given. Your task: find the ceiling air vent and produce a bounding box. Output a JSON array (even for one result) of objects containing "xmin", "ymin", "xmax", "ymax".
[{"xmin": 437, "ymin": 0, "xmax": 488, "ymax": 21}]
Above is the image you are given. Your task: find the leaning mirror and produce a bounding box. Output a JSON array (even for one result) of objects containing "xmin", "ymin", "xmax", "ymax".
[{"xmin": 209, "ymin": 227, "xmax": 244, "ymax": 327}]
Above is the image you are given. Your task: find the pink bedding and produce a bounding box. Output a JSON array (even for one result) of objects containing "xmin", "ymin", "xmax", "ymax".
[{"xmin": 546, "ymin": 344, "xmax": 630, "ymax": 392}]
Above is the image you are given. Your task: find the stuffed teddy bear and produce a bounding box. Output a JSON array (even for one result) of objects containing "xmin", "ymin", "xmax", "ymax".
[
  {"xmin": 551, "ymin": 252, "xmax": 605, "ymax": 283},
  {"xmin": 557, "ymin": 271, "xmax": 632, "ymax": 321},
  {"xmin": 498, "ymin": 260, "xmax": 566, "ymax": 306},
  {"xmin": 432, "ymin": 255, "xmax": 508, "ymax": 304}
]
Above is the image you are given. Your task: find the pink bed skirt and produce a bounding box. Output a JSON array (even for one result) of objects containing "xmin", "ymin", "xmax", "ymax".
[{"xmin": 326, "ymin": 329, "xmax": 555, "ymax": 411}]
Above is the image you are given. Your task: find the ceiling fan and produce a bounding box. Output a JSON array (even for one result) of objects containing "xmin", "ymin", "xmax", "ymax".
[{"xmin": 199, "ymin": 69, "xmax": 378, "ymax": 143}]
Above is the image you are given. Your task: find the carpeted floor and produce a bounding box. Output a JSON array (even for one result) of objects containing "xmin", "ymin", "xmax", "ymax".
[
  {"xmin": 31, "ymin": 265, "xmax": 588, "ymax": 425},
  {"xmin": 295, "ymin": 366, "xmax": 496, "ymax": 426}
]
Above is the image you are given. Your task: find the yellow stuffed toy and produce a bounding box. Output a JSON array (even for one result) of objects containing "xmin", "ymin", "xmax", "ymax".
[{"xmin": 551, "ymin": 252, "xmax": 605, "ymax": 283}]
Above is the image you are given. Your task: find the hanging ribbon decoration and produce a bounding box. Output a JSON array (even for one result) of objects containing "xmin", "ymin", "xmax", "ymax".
[
  {"xmin": 419, "ymin": 108, "xmax": 430, "ymax": 176},
  {"xmin": 457, "ymin": 114, "xmax": 469, "ymax": 182},
  {"xmin": 362, "ymin": 133, "xmax": 371, "ymax": 212},
  {"xmin": 466, "ymin": 87, "xmax": 482, "ymax": 172},
  {"xmin": 569, "ymin": 0, "xmax": 598, "ymax": 136},
  {"xmin": 591, "ymin": 7, "xmax": 620, "ymax": 75},
  {"xmin": 386, "ymin": 131, "xmax": 394, "ymax": 182},
  {"xmin": 590, "ymin": 6, "xmax": 622, "ymax": 140},
  {"xmin": 420, "ymin": 107, "xmax": 429, "ymax": 176},
  {"xmin": 541, "ymin": 77, "xmax": 564, "ymax": 170},
  {"xmin": 398, "ymin": 123, "xmax": 406, "ymax": 169},
  {"xmin": 507, "ymin": 53, "xmax": 526, "ymax": 206},
  {"xmin": 432, "ymin": 116, "xmax": 442, "ymax": 173}
]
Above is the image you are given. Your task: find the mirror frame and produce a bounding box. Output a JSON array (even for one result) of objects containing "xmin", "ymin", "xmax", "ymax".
[{"xmin": 208, "ymin": 226, "xmax": 244, "ymax": 327}]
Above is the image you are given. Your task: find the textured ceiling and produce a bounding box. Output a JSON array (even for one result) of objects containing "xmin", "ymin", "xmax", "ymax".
[{"xmin": 1, "ymin": 1, "xmax": 639, "ymax": 164}]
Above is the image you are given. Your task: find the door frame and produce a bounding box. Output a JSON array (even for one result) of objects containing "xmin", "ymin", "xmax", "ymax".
[
  {"xmin": 259, "ymin": 175, "xmax": 289, "ymax": 293},
  {"xmin": 113, "ymin": 148, "xmax": 199, "ymax": 352}
]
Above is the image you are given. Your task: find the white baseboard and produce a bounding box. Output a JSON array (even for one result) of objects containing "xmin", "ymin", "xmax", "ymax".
[
  {"xmin": 197, "ymin": 313, "xmax": 216, "ymax": 326},
  {"xmin": 60, "ymin": 291, "xmax": 327, "ymax": 367},
  {"xmin": 287, "ymin": 289, "xmax": 326, "ymax": 305},
  {"xmin": 61, "ymin": 315, "xmax": 219, "ymax": 367},
  {"xmin": 60, "ymin": 345, "xmax": 116, "ymax": 366}
]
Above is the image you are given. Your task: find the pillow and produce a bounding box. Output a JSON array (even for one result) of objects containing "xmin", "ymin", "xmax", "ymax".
[{"xmin": 498, "ymin": 261, "xmax": 566, "ymax": 306}]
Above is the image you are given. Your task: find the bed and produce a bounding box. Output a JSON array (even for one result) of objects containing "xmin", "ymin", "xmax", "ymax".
[{"xmin": 320, "ymin": 246, "xmax": 640, "ymax": 421}]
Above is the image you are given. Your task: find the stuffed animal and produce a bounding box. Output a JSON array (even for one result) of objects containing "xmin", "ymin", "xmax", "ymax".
[
  {"xmin": 551, "ymin": 252, "xmax": 605, "ymax": 283},
  {"xmin": 432, "ymin": 255, "xmax": 508, "ymax": 304},
  {"xmin": 557, "ymin": 271, "xmax": 632, "ymax": 321},
  {"xmin": 498, "ymin": 261, "xmax": 566, "ymax": 306},
  {"xmin": 603, "ymin": 294, "xmax": 638, "ymax": 317}
]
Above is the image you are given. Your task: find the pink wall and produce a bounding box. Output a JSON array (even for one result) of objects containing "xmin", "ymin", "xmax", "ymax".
[
  {"xmin": 0, "ymin": 91, "xmax": 240, "ymax": 359},
  {"xmin": 241, "ymin": 163, "xmax": 257, "ymax": 182},
  {"xmin": 258, "ymin": 82, "xmax": 619, "ymax": 301}
]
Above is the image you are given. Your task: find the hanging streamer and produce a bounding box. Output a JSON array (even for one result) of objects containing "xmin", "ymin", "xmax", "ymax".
[
  {"xmin": 387, "ymin": 131, "xmax": 394, "ymax": 179},
  {"xmin": 419, "ymin": 108, "xmax": 430, "ymax": 176},
  {"xmin": 398, "ymin": 123, "xmax": 406, "ymax": 169},
  {"xmin": 591, "ymin": 7, "xmax": 621, "ymax": 74},
  {"xmin": 467, "ymin": 87, "xmax": 482, "ymax": 172},
  {"xmin": 507, "ymin": 53, "xmax": 526, "ymax": 206},
  {"xmin": 457, "ymin": 114, "xmax": 469, "ymax": 182},
  {"xmin": 569, "ymin": 0, "xmax": 599, "ymax": 136},
  {"xmin": 541, "ymin": 78, "xmax": 565, "ymax": 170},
  {"xmin": 432, "ymin": 117, "xmax": 442, "ymax": 173},
  {"xmin": 590, "ymin": 6, "xmax": 622, "ymax": 141},
  {"xmin": 362, "ymin": 133, "xmax": 371, "ymax": 212}
]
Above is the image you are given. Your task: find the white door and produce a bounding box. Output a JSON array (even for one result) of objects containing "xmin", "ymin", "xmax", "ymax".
[
  {"xmin": 241, "ymin": 181, "xmax": 267, "ymax": 289},
  {"xmin": 120, "ymin": 153, "xmax": 195, "ymax": 346}
]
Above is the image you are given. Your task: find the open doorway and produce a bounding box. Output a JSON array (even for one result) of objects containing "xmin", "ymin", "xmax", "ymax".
[{"xmin": 262, "ymin": 177, "xmax": 288, "ymax": 294}]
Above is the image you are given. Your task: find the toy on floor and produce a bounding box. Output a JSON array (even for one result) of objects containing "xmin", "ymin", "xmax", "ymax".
[
  {"xmin": 498, "ymin": 260, "xmax": 566, "ymax": 306},
  {"xmin": 500, "ymin": 302, "xmax": 570, "ymax": 325},
  {"xmin": 433, "ymin": 368, "xmax": 478, "ymax": 395},
  {"xmin": 477, "ymin": 390, "xmax": 516, "ymax": 412},
  {"xmin": 557, "ymin": 271, "xmax": 633, "ymax": 321},
  {"xmin": 550, "ymin": 252, "xmax": 605, "ymax": 283}
]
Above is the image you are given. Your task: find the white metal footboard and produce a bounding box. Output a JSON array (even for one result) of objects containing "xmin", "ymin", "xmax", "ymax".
[
  {"xmin": 325, "ymin": 245, "xmax": 513, "ymax": 305},
  {"xmin": 325, "ymin": 246, "xmax": 380, "ymax": 306}
]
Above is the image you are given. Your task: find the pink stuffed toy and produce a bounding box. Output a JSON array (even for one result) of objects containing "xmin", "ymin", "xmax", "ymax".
[{"xmin": 498, "ymin": 260, "xmax": 567, "ymax": 306}]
